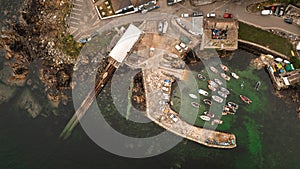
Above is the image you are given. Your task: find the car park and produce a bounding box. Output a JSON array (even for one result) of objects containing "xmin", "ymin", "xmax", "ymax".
[
  {"xmin": 175, "ymin": 44, "xmax": 183, "ymax": 53},
  {"xmin": 206, "ymin": 12, "xmax": 216, "ymax": 18},
  {"xmin": 284, "ymin": 18, "xmax": 293, "ymax": 24},
  {"xmin": 223, "ymin": 13, "xmax": 233, "ymax": 18}
]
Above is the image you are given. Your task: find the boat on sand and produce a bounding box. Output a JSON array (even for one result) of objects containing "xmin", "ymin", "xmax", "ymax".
[
  {"xmin": 189, "ymin": 93, "xmax": 197, "ymax": 99},
  {"xmin": 203, "ymin": 99, "xmax": 212, "ymax": 105},
  {"xmin": 220, "ymin": 73, "xmax": 231, "ymax": 81},
  {"xmin": 210, "ymin": 66, "xmax": 218, "ymax": 73},
  {"xmin": 198, "ymin": 73, "xmax": 206, "ymax": 81},
  {"xmin": 212, "ymin": 95, "xmax": 223, "ymax": 103},
  {"xmin": 220, "ymin": 64, "xmax": 229, "ymax": 71},
  {"xmin": 191, "ymin": 102, "xmax": 200, "ymax": 108}
]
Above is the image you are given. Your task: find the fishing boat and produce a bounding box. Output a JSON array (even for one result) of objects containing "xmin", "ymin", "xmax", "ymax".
[
  {"xmin": 189, "ymin": 93, "xmax": 197, "ymax": 99},
  {"xmin": 212, "ymin": 95, "xmax": 223, "ymax": 103},
  {"xmin": 223, "ymin": 105, "xmax": 236, "ymax": 113},
  {"xmin": 240, "ymin": 95, "xmax": 252, "ymax": 104},
  {"xmin": 220, "ymin": 73, "xmax": 231, "ymax": 81},
  {"xmin": 214, "ymin": 78, "xmax": 223, "ymax": 86},
  {"xmin": 220, "ymin": 87, "xmax": 230, "ymax": 95},
  {"xmin": 209, "ymin": 66, "xmax": 218, "ymax": 73},
  {"xmin": 208, "ymin": 80, "xmax": 218, "ymax": 88},
  {"xmin": 212, "ymin": 119, "xmax": 223, "ymax": 125},
  {"xmin": 231, "ymin": 72, "xmax": 240, "ymax": 79},
  {"xmin": 227, "ymin": 102, "xmax": 239, "ymax": 110},
  {"xmin": 200, "ymin": 115, "xmax": 211, "ymax": 121},
  {"xmin": 198, "ymin": 89, "xmax": 209, "ymax": 96},
  {"xmin": 217, "ymin": 91, "xmax": 227, "ymax": 98},
  {"xmin": 197, "ymin": 73, "xmax": 206, "ymax": 81},
  {"xmin": 208, "ymin": 84, "xmax": 216, "ymax": 91},
  {"xmin": 203, "ymin": 99, "xmax": 212, "ymax": 105},
  {"xmin": 204, "ymin": 111, "xmax": 215, "ymax": 118},
  {"xmin": 220, "ymin": 64, "xmax": 229, "ymax": 71},
  {"xmin": 191, "ymin": 102, "xmax": 200, "ymax": 108},
  {"xmin": 255, "ymin": 81, "xmax": 261, "ymax": 91}
]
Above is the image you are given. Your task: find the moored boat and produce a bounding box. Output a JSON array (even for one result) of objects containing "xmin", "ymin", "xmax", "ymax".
[
  {"xmin": 209, "ymin": 66, "xmax": 218, "ymax": 73},
  {"xmin": 204, "ymin": 111, "xmax": 215, "ymax": 118},
  {"xmin": 208, "ymin": 84, "xmax": 216, "ymax": 91},
  {"xmin": 212, "ymin": 119, "xmax": 223, "ymax": 124},
  {"xmin": 200, "ymin": 115, "xmax": 211, "ymax": 121},
  {"xmin": 197, "ymin": 73, "xmax": 206, "ymax": 81},
  {"xmin": 255, "ymin": 81, "xmax": 261, "ymax": 91},
  {"xmin": 220, "ymin": 87, "xmax": 230, "ymax": 95},
  {"xmin": 240, "ymin": 95, "xmax": 252, "ymax": 104},
  {"xmin": 208, "ymin": 80, "xmax": 218, "ymax": 88},
  {"xmin": 214, "ymin": 78, "xmax": 223, "ymax": 86},
  {"xmin": 220, "ymin": 73, "xmax": 231, "ymax": 81},
  {"xmin": 189, "ymin": 93, "xmax": 197, "ymax": 99},
  {"xmin": 231, "ymin": 72, "xmax": 240, "ymax": 79},
  {"xmin": 191, "ymin": 102, "xmax": 200, "ymax": 108},
  {"xmin": 203, "ymin": 99, "xmax": 212, "ymax": 105},
  {"xmin": 220, "ymin": 64, "xmax": 229, "ymax": 71},
  {"xmin": 212, "ymin": 95, "xmax": 223, "ymax": 103},
  {"xmin": 227, "ymin": 102, "xmax": 239, "ymax": 110},
  {"xmin": 217, "ymin": 91, "xmax": 227, "ymax": 98},
  {"xmin": 223, "ymin": 105, "xmax": 236, "ymax": 113},
  {"xmin": 198, "ymin": 89, "xmax": 209, "ymax": 96}
]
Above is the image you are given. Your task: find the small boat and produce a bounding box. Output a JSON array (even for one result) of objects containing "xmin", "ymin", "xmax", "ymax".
[
  {"xmin": 220, "ymin": 87, "xmax": 230, "ymax": 95},
  {"xmin": 212, "ymin": 95, "xmax": 223, "ymax": 103},
  {"xmin": 240, "ymin": 95, "xmax": 252, "ymax": 104},
  {"xmin": 189, "ymin": 93, "xmax": 198, "ymax": 99},
  {"xmin": 204, "ymin": 111, "xmax": 215, "ymax": 118},
  {"xmin": 212, "ymin": 119, "xmax": 223, "ymax": 124},
  {"xmin": 223, "ymin": 105, "xmax": 236, "ymax": 113},
  {"xmin": 227, "ymin": 102, "xmax": 239, "ymax": 110},
  {"xmin": 231, "ymin": 72, "xmax": 240, "ymax": 79},
  {"xmin": 198, "ymin": 89, "xmax": 209, "ymax": 96},
  {"xmin": 191, "ymin": 102, "xmax": 200, "ymax": 108},
  {"xmin": 208, "ymin": 80, "xmax": 218, "ymax": 88},
  {"xmin": 203, "ymin": 99, "xmax": 212, "ymax": 105},
  {"xmin": 217, "ymin": 91, "xmax": 227, "ymax": 98},
  {"xmin": 197, "ymin": 73, "xmax": 206, "ymax": 81},
  {"xmin": 200, "ymin": 115, "xmax": 211, "ymax": 121},
  {"xmin": 214, "ymin": 78, "xmax": 223, "ymax": 86},
  {"xmin": 255, "ymin": 81, "xmax": 261, "ymax": 91},
  {"xmin": 220, "ymin": 64, "xmax": 229, "ymax": 71},
  {"xmin": 209, "ymin": 66, "xmax": 218, "ymax": 73},
  {"xmin": 220, "ymin": 73, "xmax": 231, "ymax": 81},
  {"xmin": 208, "ymin": 84, "xmax": 216, "ymax": 91}
]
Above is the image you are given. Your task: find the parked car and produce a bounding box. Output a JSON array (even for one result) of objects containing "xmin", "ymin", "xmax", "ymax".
[
  {"xmin": 261, "ymin": 10, "xmax": 272, "ymax": 15},
  {"xmin": 223, "ymin": 13, "xmax": 233, "ymax": 18},
  {"xmin": 175, "ymin": 44, "xmax": 183, "ymax": 53},
  {"xmin": 206, "ymin": 12, "xmax": 216, "ymax": 18},
  {"xmin": 181, "ymin": 13, "xmax": 189, "ymax": 18},
  {"xmin": 284, "ymin": 18, "xmax": 293, "ymax": 24},
  {"xmin": 279, "ymin": 7, "xmax": 284, "ymax": 16},
  {"xmin": 158, "ymin": 20, "xmax": 163, "ymax": 35},
  {"xmin": 192, "ymin": 11, "xmax": 203, "ymax": 17},
  {"xmin": 179, "ymin": 42, "xmax": 188, "ymax": 51}
]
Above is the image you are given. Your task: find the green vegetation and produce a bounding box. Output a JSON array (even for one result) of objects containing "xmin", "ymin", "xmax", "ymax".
[
  {"xmin": 291, "ymin": 56, "xmax": 300, "ymax": 69},
  {"xmin": 268, "ymin": 0, "xmax": 300, "ymax": 5},
  {"xmin": 60, "ymin": 34, "xmax": 83, "ymax": 58},
  {"xmin": 238, "ymin": 22, "xmax": 293, "ymax": 57}
]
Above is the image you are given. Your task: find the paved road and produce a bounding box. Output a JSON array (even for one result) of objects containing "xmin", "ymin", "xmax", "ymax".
[{"xmin": 68, "ymin": 0, "xmax": 300, "ymax": 41}]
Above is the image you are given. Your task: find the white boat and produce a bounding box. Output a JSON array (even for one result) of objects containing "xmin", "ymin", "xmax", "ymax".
[
  {"xmin": 208, "ymin": 80, "xmax": 218, "ymax": 88},
  {"xmin": 208, "ymin": 84, "xmax": 216, "ymax": 91},
  {"xmin": 191, "ymin": 102, "xmax": 200, "ymax": 108},
  {"xmin": 198, "ymin": 89, "xmax": 209, "ymax": 96},
  {"xmin": 200, "ymin": 115, "xmax": 211, "ymax": 121},
  {"xmin": 220, "ymin": 73, "xmax": 231, "ymax": 81},
  {"xmin": 217, "ymin": 91, "xmax": 227, "ymax": 98},
  {"xmin": 228, "ymin": 102, "xmax": 239, "ymax": 110},
  {"xmin": 204, "ymin": 111, "xmax": 215, "ymax": 118},
  {"xmin": 214, "ymin": 78, "xmax": 223, "ymax": 86},
  {"xmin": 220, "ymin": 64, "xmax": 229, "ymax": 71},
  {"xmin": 198, "ymin": 73, "xmax": 206, "ymax": 81},
  {"xmin": 220, "ymin": 87, "xmax": 230, "ymax": 95},
  {"xmin": 189, "ymin": 93, "xmax": 197, "ymax": 99},
  {"xmin": 212, "ymin": 119, "xmax": 223, "ymax": 124},
  {"xmin": 231, "ymin": 72, "xmax": 239, "ymax": 79},
  {"xmin": 212, "ymin": 95, "xmax": 223, "ymax": 103},
  {"xmin": 209, "ymin": 66, "xmax": 218, "ymax": 73}
]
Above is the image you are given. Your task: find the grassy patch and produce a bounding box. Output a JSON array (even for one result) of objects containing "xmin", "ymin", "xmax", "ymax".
[{"xmin": 238, "ymin": 22, "xmax": 293, "ymax": 57}]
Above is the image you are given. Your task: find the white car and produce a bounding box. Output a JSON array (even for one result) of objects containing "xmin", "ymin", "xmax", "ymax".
[
  {"xmin": 181, "ymin": 13, "xmax": 189, "ymax": 18},
  {"xmin": 261, "ymin": 10, "xmax": 272, "ymax": 15},
  {"xmin": 170, "ymin": 114, "xmax": 178, "ymax": 123},
  {"xmin": 179, "ymin": 42, "xmax": 188, "ymax": 51},
  {"xmin": 206, "ymin": 12, "xmax": 216, "ymax": 18},
  {"xmin": 175, "ymin": 44, "xmax": 183, "ymax": 53}
]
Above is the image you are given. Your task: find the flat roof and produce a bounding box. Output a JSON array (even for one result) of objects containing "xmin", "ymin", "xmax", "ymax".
[
  {"xmin": 111, "ymin": 0, "xmax": 132, "ymax": 12},
  {"xmin": 109, "ymin": 24, "xmax": 142, "ymax": 63}
]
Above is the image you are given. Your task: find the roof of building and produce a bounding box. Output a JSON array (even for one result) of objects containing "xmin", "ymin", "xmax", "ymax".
[
  {"xmin": 110, "ymin": 0, "xmax": 132, "ymax": 12},
  {"xmin": 109, "ymin": 24, "xmax": 142, "ymax": 63},
  {"xmin": 297, "ymin": 41, "xmax": 300, "ymax": 51},
  {"xmin": 204, "ymin": 18, "xmax": 239, "ymax": 30}
]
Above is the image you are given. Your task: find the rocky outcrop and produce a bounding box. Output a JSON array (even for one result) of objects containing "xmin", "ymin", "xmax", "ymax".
[
  {"xmin": 18, "ymin": 88, "xmax": 42, "ymax": 118},
  {"xmin": 0, "ymin": 83, "xmax": 16, "ymax": 104}
]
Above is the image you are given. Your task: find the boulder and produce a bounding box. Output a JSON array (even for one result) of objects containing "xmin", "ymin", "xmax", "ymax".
[{"xmin": 18, "ymin": 88, "xmax": 42, "ymax": 118}]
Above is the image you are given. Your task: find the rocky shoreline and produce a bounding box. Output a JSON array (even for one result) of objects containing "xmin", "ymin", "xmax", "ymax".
[{"xmin": 0, "ymin": 0, "xmax": 79, "ymax": 117}]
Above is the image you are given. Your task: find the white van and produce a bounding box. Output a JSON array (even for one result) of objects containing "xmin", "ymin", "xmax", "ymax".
[
  {"xmin": 175, "ymin": 45, "xmax": 183, "ymax": 53},
  {"xmin": 261, "ymin": 10, "xmax": 272, "ymax": 15}
]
